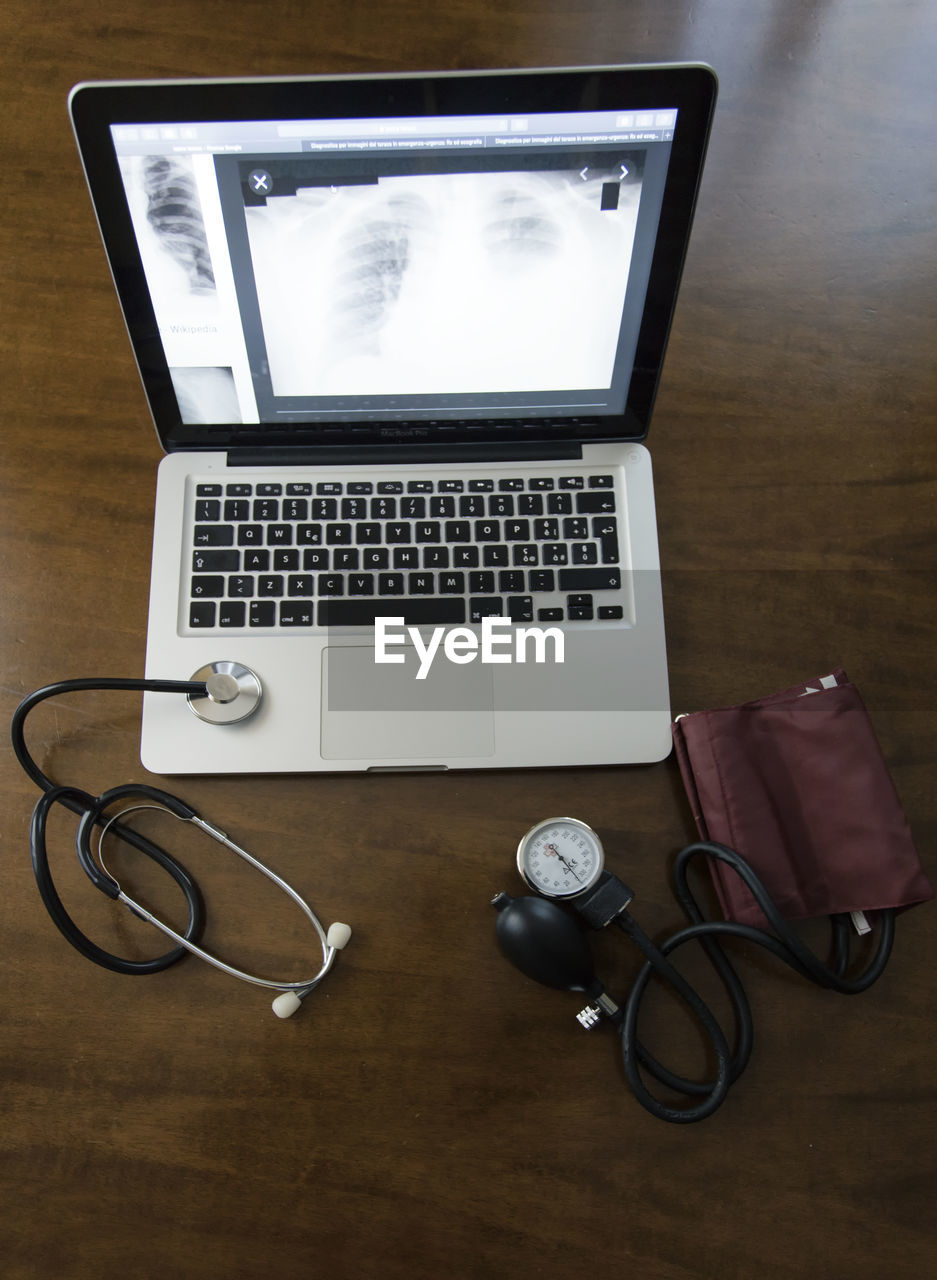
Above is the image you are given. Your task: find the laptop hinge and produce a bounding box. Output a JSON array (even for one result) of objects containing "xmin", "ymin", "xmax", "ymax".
[{"xmin": 227, "ymin": 442, "xmax": 584, "ymax": 468}]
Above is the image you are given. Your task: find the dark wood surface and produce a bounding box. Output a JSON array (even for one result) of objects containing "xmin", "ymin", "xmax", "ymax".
[{"xmin": 2, "ymin": 3, "xmax": 935, "ymax": 1277}]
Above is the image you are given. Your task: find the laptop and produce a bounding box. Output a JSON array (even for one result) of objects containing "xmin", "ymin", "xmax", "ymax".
[{"xmin": 68, "ymin": 64, "xmax": 717, "ymax": 774}]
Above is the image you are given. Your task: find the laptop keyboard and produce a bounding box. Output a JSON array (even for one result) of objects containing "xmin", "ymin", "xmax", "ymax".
[{"xmin": 187, "ymin": 472, "xmax": 627, "ymax": 632}]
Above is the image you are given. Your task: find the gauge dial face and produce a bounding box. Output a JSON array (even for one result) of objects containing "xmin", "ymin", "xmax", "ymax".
[{"xmin": 517, "ymin": 817, "xmax": 604, "ymax": 898}]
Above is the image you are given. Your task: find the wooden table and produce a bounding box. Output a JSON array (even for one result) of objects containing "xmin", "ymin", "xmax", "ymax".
[{"xmin": 2, "ymin": 2, "xmax": 935, "ymax": 1276}]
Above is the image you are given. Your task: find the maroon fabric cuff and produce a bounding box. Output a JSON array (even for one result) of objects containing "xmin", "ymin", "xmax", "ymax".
[{"xmin": 671, "ymin": 670, "xmax": 932, "ymax": 926}]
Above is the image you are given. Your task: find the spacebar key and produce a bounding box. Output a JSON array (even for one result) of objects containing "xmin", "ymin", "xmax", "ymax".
[{"xmin": 317, "ymin": 599, "xmax": 466, "ymax": 626}]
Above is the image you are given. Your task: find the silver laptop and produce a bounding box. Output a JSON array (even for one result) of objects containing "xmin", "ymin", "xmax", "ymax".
[{"xmin": 68, "ymin": 64, "xmax": 717, "ymax": 774}]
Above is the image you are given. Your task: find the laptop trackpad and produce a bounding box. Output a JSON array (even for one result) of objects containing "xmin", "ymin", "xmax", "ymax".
[{"xmin": 321, "ymin": 643, "xmax": 495, "ymax": 760}]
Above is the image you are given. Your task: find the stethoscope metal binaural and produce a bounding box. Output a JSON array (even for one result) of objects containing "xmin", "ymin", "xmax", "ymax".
[{"xmin": 12, "ymin": 667, "xmax": 350, "ymax": 1020}]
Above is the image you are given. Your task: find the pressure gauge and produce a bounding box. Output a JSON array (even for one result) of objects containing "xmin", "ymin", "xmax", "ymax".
[{"xmin": 517, "ymin": 817, "xmax": 605, "ymax": 899}]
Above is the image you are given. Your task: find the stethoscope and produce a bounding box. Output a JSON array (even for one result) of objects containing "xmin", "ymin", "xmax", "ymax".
[{"xmin": 11, "ymin": 669, "xmax": 350, "ymax": 1019}]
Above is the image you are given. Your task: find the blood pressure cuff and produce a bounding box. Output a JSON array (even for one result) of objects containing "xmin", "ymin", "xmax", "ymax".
[{"xmin": 671, "ymin": 670, "xmax": 932, "ymax": 926}]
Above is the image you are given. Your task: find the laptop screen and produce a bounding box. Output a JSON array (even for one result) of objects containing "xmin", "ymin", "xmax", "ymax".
[{"xmin": 71, "ymin": 68, "xmax": 716, "ymax": 449}]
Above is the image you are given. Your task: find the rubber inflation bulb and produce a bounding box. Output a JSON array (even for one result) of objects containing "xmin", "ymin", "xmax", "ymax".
[
  {"xmin": 327, "ymin": 922, "xmax": 352, "ymax": 950},
  {"xmin": 272, "ymin": 991, "xmax": 303, "ymax": 1019}
]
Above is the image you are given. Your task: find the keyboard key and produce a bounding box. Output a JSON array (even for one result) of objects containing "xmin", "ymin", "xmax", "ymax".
[
  {"xmin": 470, "ymin": 597, "xmax": 504, "ymax": 621},
  {"xmin": 529, "ymin": 477, "xmax": 554, "ymax": 490},
  {"xmin": 407, "ymin": 480, "xmax": 433, "ymax": 493},
  {"xmin": 273, "ymin": 549, "xmax": 299, "ymax": 570},
  {"xmin": 284, "ymin": 498, "xmax": 309, "ymax": 520},
  {"xmin": 547, "ymin": 493, "xmax": 573, "ymax": 515},
  {"xmin": 288, "ymin": 575, "xmax": 314, "ymax": 596},
  {"xmin": 378, "ymin": 573, "xmax": 404, "ymax": 595},
  {"xmin": 415, "ymin": 522, "xmax": 440, "ymax": 542},
  {"xmin": 453, "ymin": 546, "xmax": 479, "ymax": 567},
  {"xmin": 244, "ymin": 549, "xmax": 270, "ymax": 571},
  {"xmin": 386, "ymin": 522, "xmax": 411, "ymax": 543},
  {"xmin": 196, "ymin": 483, "xmax": 222, "ymax": 497},
  {"xmin": 313, "ymin": 498, "xmax": 338, "ymax": 519},
  {"xmin": 576, "ymin": 492, "xmax": 616, "ymax": 514},
  {"xmin": 408, "ymin": 573, "xmax": 435, "ymax": 594},
  {"xmin": 316, "ymin": 482, "xmax": 342, "ymax": 495},
  {"xmin": 280, "ymin": 602, "xmax": 315, "ymax": 627},
  {"xmin": 504, "ymin": 520, "xmax": 530, "ymax": 541},
  {"xmin": 348, "ymin": 481, "xmax": 373, "ymax": 494},
  {"xmin": 400, "ymin": 496, "xmax": 425, "ymax": 518},
  {"xmin": 543, "ymin": 544, "xmax": 568, "ymax": 565},
  {"xmin": 189, "ymin": 601, "xmax": 216, "ymax": 628},
  {"xmin": 228, "ymin": 575, "xmax": 254, "ymax": 597},
  {"xmin": 334, "ymin": 548, "xmax": 359, "ymax": 570},
  {"xmin": 518, "ymin": 494, "xmax": 543, "ymax": 516},
  {"xmin": 191, "ymin": 575, "xmax": 225, "ymax": 598},
  {"xmin": 422, "ymin": 547, "xmax": 450, "ymax": 569},
  {"xmin": 325, "ymin": 523, "xmax": 352, "ymax": 545},
  {"xmin": 438, "ymin": 479, "xmax": 463, "ymax": 492},
  {"xmin": 219, "ymin": 601, "xmax": 246, "ymax": 627},
  {"xmin": 512, "ymin": 544, "xmax": 538, "ymax": 566},
  {"xmin": 430, "ymin": 496, "xmax": 455, "ymax": 518},
  {"xmin": 195, "ymin": 499, "xmax": 220, "ymax": 521},
  {"xmin": 258, "ymin": 575, "xmax": 284, "ymax": 596},
  {"xmin": 563, "ymin": 518, "xmax": 588, "ymax": 539},
  {"xmin": 483, "ymin": 545, "xmax": 509, "ymax": 567},
  {"xmin": 558, "ymin": 569, "xmax": 622, "ymax": 591},
  {"xmin": 468, "ymin": 479, "xmax": 494, "ymax": 492},
  {"xmin": 318, "ymin": 575, "xmax": 344, "ymax": 596},
  {"xmin": 348, "ymin": 574, "xmax": 374, "ymax": 595},
  {"xmin": 572, "ymin": 543, "xmax": 598, "ymax": 565},
  {"xmin": 538, "ymin": 608, "xmax": 564, "ymax": 622},
  {"xmin": 460, "ymin": 495, "xmax": 486, "ymax": 517},
  {"xmin": 588, "ymin": 474, "xmax": 615, "ymax": 488},
  {"xmin": 474, "ymin": 520, "xmax": 500, "ymax": 541},
  {"xmin": 266, "ymin": 524, "xmax": 293, "ymax": 545},
  {"xmin": 439, "ymin": 572, "xmax": 465, "ymax": 593},
  {"xmin": 318, "ymin": 599, "xmax": 465, "ymax": 626},
  {"xmin": 499, "ymin": 571, "xmax": 524, "ymax": 592},
  {"xmin": 286, "ymin": 482, "xmax": 312, "ymax": 495},
  {"xmin": 224, "ymin": 499, "xmax": 250, "ymax": 521},
  {"xmin": 236, "ymin": 524, "xmax": 263, "ymax": 545},
  {"xmin": 226, "ymin": 483, "xmax": 252, "ymax": 496},
  {"xmin": 559, "ymin": 476, "xmax": 584, "ymax": 489},
  {"xmin": 470, "ymin": 571, "xmax": 495, "ymax": 593},
  {"xmin": 253, "ymin": 498, "xmax": 278, "ymax": 520},
  {"xmin": 257, "ymin": 483, "xmax": 282, "ymax": 496},
  {"xmin": 508, "ymin": 596, "xmax": 534, "ymax": 622},
  {"xmin": 303, "ymin": 548, "xmax": 329, "ymax": 570},
  {"xmin": 489, "ymin": 494, "xmax": 514, "ymax": 517},
  {"xmin": 499, "ymin": 478, "xmax": 524, "ymax": 490},
  {"xmin": 594, "ymin": 517, "xmax": 620, "ymax": 563},
  {"xmin": 194, "ymin": 524, "xmax": 234, "ymax": 546},
  {"xmin": 529, "ymin": 570, "xmax": 555, "ymax": 592},
  {"xmin": 363, "ymin": 548, "xmax": 389, "ymax": 569},
  {"xmin": 534, "ymin": 518, "xmax": 559, "ymax": 540},
  {"xmin": 393, "ymin": 547, "xmax": 419, "ymax": 568},
  {"xmin": 568, "ymin": 605, "xmax": 594, "ymax": 620},
  {"xmin": 377, "ymin": 481, "xmax": 402, "ymax": 494},
  {"xmin": 297, "ymin": 524, "xmax": 322, "ymax": 545},
  {"xmin": 249, "ymin": 601, "xmax": 276, "ymax": 627},
  {"xmin": 371, "ymin": 496, "xmax": 397, "ymax": 519},
  {"xmin": 192, "ymin": 549, "xmax": 238, "ymax": 572},
  {"xmin": 598, "ymin": 605, "xmax": 624, "ymax": 620}
]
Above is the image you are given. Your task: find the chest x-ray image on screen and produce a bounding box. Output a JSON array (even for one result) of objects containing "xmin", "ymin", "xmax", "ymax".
[{"xmin": 243, "ymin": 165, "xmax": 643, "ymax": 399}]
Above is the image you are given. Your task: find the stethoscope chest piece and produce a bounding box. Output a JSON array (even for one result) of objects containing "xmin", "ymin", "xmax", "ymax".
[{"xmin": 187, "ymin": 661, "xmax": 263, "ymax": 724}]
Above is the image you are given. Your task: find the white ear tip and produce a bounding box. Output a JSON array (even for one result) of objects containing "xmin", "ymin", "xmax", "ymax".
[
  {"xmin": 327, "ymin": 922, "xmax": 352, "ymax": 950},
  {"xmin": 272, "ymin": 991, "xmax": 303, "ymax": 1019}
]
